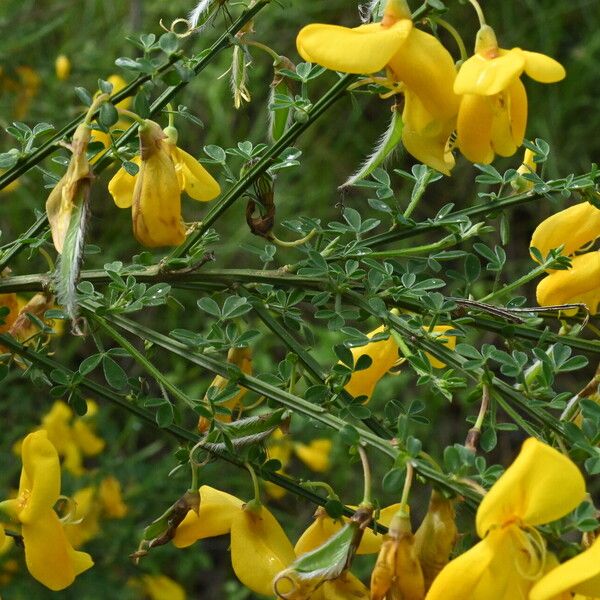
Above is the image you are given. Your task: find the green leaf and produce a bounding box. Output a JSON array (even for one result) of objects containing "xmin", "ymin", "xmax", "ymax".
[
  {"xmin": 102, "ymin": 356, "xmax": 128, "ymax": 390},
  {"xmin": 197, "ymin": 297, "xmax": 221, "ymax": 317},
  {"xmin": 156, "ymin": 403, "xmax": 174, "ymax": 428},
  {"xmin": 79, "ymin": 353, "xmax": 103, "ymax": 376},
  {"xmin": 221, "ymin": 296, "xmax": 252, "ymax": 319}
]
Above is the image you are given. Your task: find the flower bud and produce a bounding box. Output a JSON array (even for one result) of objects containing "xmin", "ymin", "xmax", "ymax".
[
  {"xmin": 55, "ymin": 55, "xmax": 71, "ymax": 81},
  {"xmin": 414, "ymin": 490, "xmax": 458, "ymax": 589}
]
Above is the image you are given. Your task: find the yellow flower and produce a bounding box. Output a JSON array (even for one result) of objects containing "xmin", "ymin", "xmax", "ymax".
[
  {"xmin": 45, "ymin": 121, "xmax": 91, "ymax": 253},
  {"xmin": 108, "ymin": 120, "xmax": 220, "ymax": 247},
  {"xmin": 0, "ymin": 431, "xmax": 93, "ymax": 590},
  {"xmin": 65, "ymin": 487, "xmax": 101, "ymax": 548},
  {"xmin": 344, "ymin": 324, "xmax": 456, "ymax": 402},
  {"xmin": 296, "ymin": 0, "xmax": 459, "ymax": 174},
  {"xmin": 413, "ymin": 490, "xmax": 457, "ymax": 590},
  {"xmin": 98, "ymin": 476, "xmax": 128, "ymax": 518},
  {"xmin": 173, "ymin": 485, "xmax": 244, "ymax": 548},
  {"xmin": 55, "ymin": 55, "xmax": 71, "ymax": 81},
  {"xmin": 198, "ymin": 346, "xmax": 252, "ymax": 432},
  {"xmin": 265, "ymin": 430, "xmax": 332, "ymax": 500},
  {"xmin": 455, "ymin": 25, "xmax": 565, "ymax": 164},
  {"xmin": 173, "ymin": 485, "xmax": 293, "ymax": 596},
  {"xmin": 14, "ymin": 400, "xmax": 105, "ymax": 476},
  {"xmin": 531, "ymin": 202, "xmax": 600, "ymax": 315},
  {"xmin": 294, "ymin": 439, "xmax": 332, "ymax": 473},
  {"xmin": 295, "ymin": 504, "xmax": 403, "ymax": 557},
  {"xmin": 530, "ymin": 536, "xmax": 600, "ymax": 600},
  {"xmin": 426, "ymin": 438, "xmax": 586, "ymax": 600},
  {"xmin": 139, "ymin": 574, "xmax": 187, "ymax": 600},
  {"xmin": 64, "ymin": 476, "xmax": 127, "ymax": 548},
  {"xmin": 370, "ymin": 509, "xmax": 425, "ymax": 600}
]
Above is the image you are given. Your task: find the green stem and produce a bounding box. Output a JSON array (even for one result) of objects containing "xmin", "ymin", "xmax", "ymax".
[
  {"xmin": 400, "ymin": 461, "xmax": 414, "ymax": 506},
  {"xmin": 404, "ymin": 169, "xmax": 432, "ymax": 219},
  {"xmin": 467, "ymin": 0, "xmax": 486, "ymax": 26},
  {"xmin": 357, "ymin": 445, "xmax": 372, "ymax": 505},
  {"xmin": 364, "ymin": 171, "xmax": 599, "ymax": 249},
  {"xmin": 87, "ymin": 310, "xmax": 197, "ymax": 410},
  {"xmin": 434, "ymin": 18, "xmax": 468, "ymax": 62},
  {"xmin": 478, "ymin": 260, "xmax": 553, "ymax": 303},
  {"xmin": 166, "ymin": 72, "xmax": 355, "ymax": 260},
  {"xmin": 81, "ymin": 302, "xmax": 479, "ymax": 505},
  {"xmin": 0, "ymin": 268, "xmax": 598, "ymax": 356},
  {"xmin": 245, "ymin": 462, "xmax": 262, "ymax": 505},
  {"xmin": 0, "ymin": 332, "xmax": 369, "ymax": 520}
]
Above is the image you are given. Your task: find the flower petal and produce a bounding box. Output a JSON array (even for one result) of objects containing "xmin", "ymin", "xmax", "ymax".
[
  {"xmin": 522, "ymin": 50, "xmax": 566, "ymax": 83},
  {"xmin": 320, "ymin": 572, "xmax": 369, "ymax": 599},
  {"xmin": 401, "ymin": 90, "xmax": 455, "ymax": 175},
  {"xmin": 170, "ymin": 146, "xmax": 221, "ymax": 202},
  {"xmin": 172, "ymin": 485, "xmax": 243, "ymax": 548},
  {"xmin": 506, "ymin": 77, "xmax": 527, "ymax": 148},
  {"xmin": 230, "ymin": 504, "xmax": 295, "ymax": 596},
  {"xmin": 388, "ymin": 28, "xmax": 459, "ymax": 120},
  {"xmin": 108, "ymin": 157, "xmax": 139, "ymax": 209},
  {"xmin": 530, "ymin": 202, "xmax": 600, "ymax": 260},
  {"xmin": 536, "ymin": 251, "xmax": 600, "ymax": 315},
  {"xmin": 476, "ymin": 438, "xmax": 586, "ymax": 536},
  {"xmin": 426, "ymin": 527, "xmax": 537, "ymax": 600},
  {"xmin": 455, "ymin": 50, "xmax": 525, "ymax": 96},
  {"xmin": 457, "ymin": 94, "xmax": 495, "ymax": 164},
  {"xmin": 344, "ymin": 325, "xmax": 399, "ymax": 402},
  {"xmin": 132, "ymin": 150, "xmax": 186, "ymax": 247},
  {"xmin": 22, "ymin": 508, "xmax": 93, "ymax": 590},
  {"xmin": 19, "ymin": 431, "xmax": 61, "ymax": 524},
  {"xmin": 426, "ymin": 325, "xmax": 457, "ymax": 369},
  {"xmin": 140, "ymin": 574, "xmax": 186, "ymax": 600},
  {"xmin": 530, "ymin": 537, "xmax": 600, "ymax": 600},
  {"xmin": 296, "ymin": 21, "xmax": 412, "ymax": 75},
  {"xmin": 294, "ymin": 439, "xmax": 332, "ymax": 472}
]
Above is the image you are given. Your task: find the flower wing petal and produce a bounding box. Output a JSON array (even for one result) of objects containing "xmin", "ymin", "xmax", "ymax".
[
  {"xmin": 132, "ymin": 151, "xmax": 186, "ymax": 247},
  {"xmin": 457, "ymin": 94, "xmax": 495, "ymax": 164},
  {"xmin": 530, "ymin": 537, "xmax": 600, "ymax": 600},
  {"xmin": 108, "ymin": 156, "xmax": 139, "ymax": 209},
  {"xmin": 22, "ymin": 509, "xmax": 92, "ymax": 591},
  {"xmin": 536, "ymin": 251, "xmax": 600, "ymax": 315},
  {"xmin": 530, "ymin": 202, "xmax": 600, "ymax": 260},
  {"xmin": 296, "ymin": 21, "xmax": 412, "ymax": 75},
  {"xmin": 522, "ymin": 51, "xmax": 566, "ymax": 83},
  {"xmin": 170, "ymin": 146, "xmax": 221, "ymax": 202},
  {"xmin": 230, "ymin": 505, "xmax": 295, "ymax": 596}
]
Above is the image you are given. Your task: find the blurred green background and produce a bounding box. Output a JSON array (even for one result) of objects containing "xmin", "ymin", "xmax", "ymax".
[{"xmin": 0, "ymin": 0, "xmax": 599, "ymax": 597}]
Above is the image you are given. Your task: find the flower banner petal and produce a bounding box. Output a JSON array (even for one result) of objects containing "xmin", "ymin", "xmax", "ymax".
[
  {"xmin": 296, "ymin": 21, "xmax": 412, "ymax": 75},
  {"xmin": 476, "ymin": 438, "xmax": 586, "ymax": 536}
]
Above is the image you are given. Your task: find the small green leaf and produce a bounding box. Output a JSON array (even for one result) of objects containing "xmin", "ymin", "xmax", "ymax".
[{"xmin": 102, "ymin": 356, "xmax": 128, "ymax": 390}]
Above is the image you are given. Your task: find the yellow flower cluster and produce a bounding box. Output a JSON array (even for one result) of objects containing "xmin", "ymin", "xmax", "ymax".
[
  {"xmin": 296, "ymin": 0, "xmax": 565, "ymax": 174},
  {"xmin": 14, "ymin": 400, "xmax": 105, "ymax": 476},
  {"xmin": 162, "ymin": 438, "xmax": 600, "ymax": 600},
  {"xmin": 531, "ymin": 201, "xmax": 600, "ymax": 315}
]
